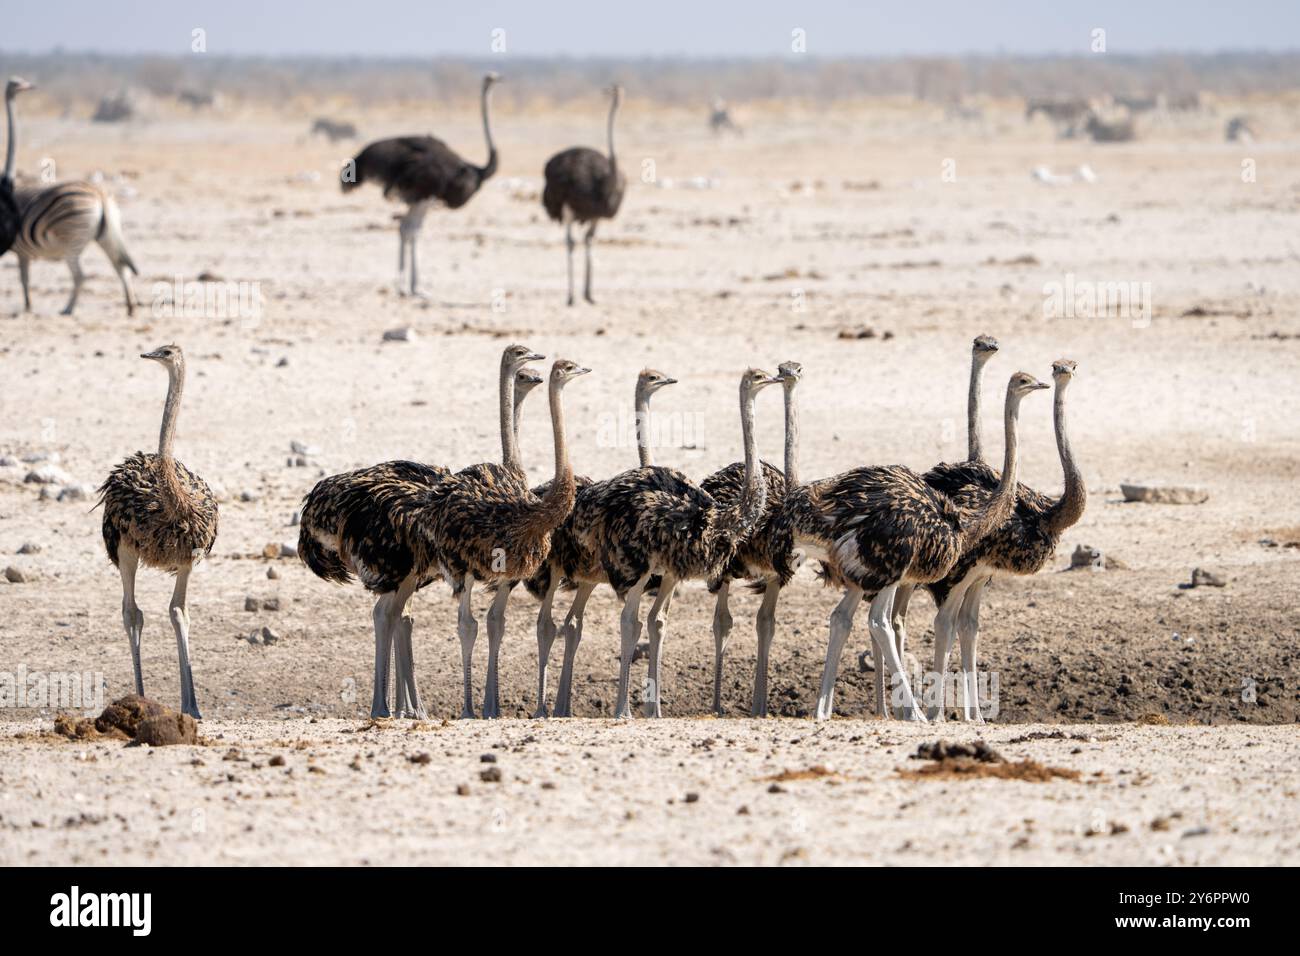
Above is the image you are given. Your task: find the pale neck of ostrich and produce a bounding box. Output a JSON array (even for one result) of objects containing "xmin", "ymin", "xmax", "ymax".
[
  {"xmin": 960, "ymin": 385, "xmax": 1025, "ymax": 549},
  {"xmin": 511, "ymin": 386, "xmax": 535, "ymax": 464},
  {"xmin": 968, "ymin": 353, "xmax": 991, "ymax": 462},
  {"xmin": 533, "ymin": 372, "xmax": 577, "ymax": 531},
  {"xmin": 1045, "ymin": 377, "xmax": 1086, "ymax": 534},
  {"xmin": 724, "ymin": 381, "xmax": 766, "ymax": 537},
  {"xmin": 606, "ymin": 96, "xmax": 619, "ymax": 170},
  {"xmin": 499, "ymin": 355, "xmax": 520, "ymax": 470},
  {"xmin": 479, "ymin": 84, "xmax": 498, "ymax": 179},
  {"xmin": 634, "ymin": 381, "xmax": 654, "ymax": 467},
  {"xmin": 4, "ymin": 92, "xmax": 17, "ymax": 181},
  {"xmin": 782, "ymin": 379, "xmax": 800, "ymax": 488},
  {"xmin": 158, "ymin": 365, "xmax": 184, "ymax": 460}
]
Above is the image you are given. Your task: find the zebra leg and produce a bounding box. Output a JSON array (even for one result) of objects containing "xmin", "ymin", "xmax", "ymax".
[
  {"xmin": 61, "ymin": 256, "xmax": 84, "ymax": 316},
  {"xmin": 583, "ymin": 222, "xmax": 598, "ymax": 304}
]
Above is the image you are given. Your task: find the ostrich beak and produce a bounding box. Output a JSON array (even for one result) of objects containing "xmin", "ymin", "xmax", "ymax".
[
  {"xmin": 661, "ymin": 377, "xmax": 678, "ymax": 386},
  {"xmin": 141, "ymin": 348, "xmax": 165, "ymax": 360},
  {"xmin": 526, "ymin": 351, "xmax": 545, "ymax": 362}
]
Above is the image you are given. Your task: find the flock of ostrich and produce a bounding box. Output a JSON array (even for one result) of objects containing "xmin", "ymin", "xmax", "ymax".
[{"xmin": 2, "ymin": 71, "xmax": 1088, "ymax": 724}]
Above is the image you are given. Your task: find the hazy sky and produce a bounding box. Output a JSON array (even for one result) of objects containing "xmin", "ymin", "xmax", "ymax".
[{"xmin": 6, "ymin": 0, "xmax": 1298, "ymax": 57}]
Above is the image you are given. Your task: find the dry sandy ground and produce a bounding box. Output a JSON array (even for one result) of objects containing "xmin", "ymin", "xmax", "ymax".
[
  {"xmin": 2, "ymin": 718, "xmax": 1297, "ymax": 866},
  {"xmin": 0, "ymin": 96, "xmax": 1297, "ymax": 864}
]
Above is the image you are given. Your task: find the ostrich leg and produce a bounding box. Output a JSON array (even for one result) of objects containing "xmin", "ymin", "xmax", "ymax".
[
  {"xmin": 643, "ymin": 574, "xmax": 677, "ymax": 718},
  {"xmin": 369, "ymin": 593, "xmax": 394, "ymax": 718},
  {"xmin": 815, "ymin": 587, "xmax": 863, "ymax": 720},
  {"xmin": 395, "ymin": 230, "xmax": 408, "ymax": 295},
  {"xmin": 387, "ymin": 577, "xmax": 423, "ymax": 719},
  {"xmin": 957, "ymin": 577, "xmax": 990, "ymax": 723},
  {"xmin": 118, "ymin": 548, "xmax": 145, "ymax": 696},
  {"xmin": 751, "ymin": 582, "xmax": 781, "ymax": 717},
  {"xmin": 582, "ymin": 222, "xmax": 597, "ymax": 304},
  {"xmin": 564, "ymin": 220, "xmax": 575, "ymax": 306},
  {"xmin": 710, "ymin": 581, "xmax": 733, "ymax": 715},
  {"xmin": 482, "ymin": 584, "xmax": 512, "ymax": 718},
  {"xmin": 18, "ymin": 256, "xmax": 31, "ymax": 312},
  {"xmin": 613, "ymin": 573, "xmax": 652, "ymax": 719},
  {"xmin": 532, "ymin": 576, "xmax": 560, "ymax": 718},
  {"xmin": 868, "ymin": 585, "xmax": 925, "ymax": 722},
  {"xmin": 399, "ymin": 202, "xmax": 430, "ymax": 298},
  {"xmin": 169, "ymin": 564, "xmax": 201, "ymax": 719},
  {"xmin": 457, "ymin": 581, "xmax": 479, "ymax": 719},
  {"xmin": 553, "ymin": 581, "xmax": 596, "ymax": 717}
]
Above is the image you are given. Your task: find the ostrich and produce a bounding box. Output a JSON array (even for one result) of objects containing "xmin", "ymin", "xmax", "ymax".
[
  {"xmin": 4, "ymin": 77, "xmax": 137, "ymax": 315},
  {"xmin": 542, "ymin": 84, "xmax": 625, "ymax": 306},
  {"xmin": 701, "ymin": 362, "xmax": 802, "ymax": 716},
  {"xmin": 97, "ymin": 345, "xmax": 218, "ymax": 718},
  {"xmin": 920, "ymin": 359, "xmax": 1086, "ymax": 722},
  {"xmin": 883, "ymin": 334, "xmax": 999, "ymax": 709},
  {"xmin": 579, "ymin": 368, "xmax": 780, "ymax": 719},
  {"xmin": 343, "ymin": 72, "xmax": 500, "ymax": 297},
  {"xmin": 298, "ymin": 344, "xmax": 542, "ymax": 719},
  {"xmin": 524, "ymin": 368, "xmax": 677, "ymax": 718},
  {"xmin": 781, "ymin": 372, "xmax": 1047, "ymax": 721},
  {"xmin": 2, "ymin": 78, "xmax": 37, "ymax": 258},
  {"xmin": 432, "ymin": 358, "xmax": 589, "ymax": 719}
]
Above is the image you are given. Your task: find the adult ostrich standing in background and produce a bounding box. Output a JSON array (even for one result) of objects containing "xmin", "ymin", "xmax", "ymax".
[
  {"xmin": 98, "ymin": 345, "xmax": 218, "ymax": 719},
  {"xmin": 2, "ymin": 78, "xmax": 36, "ymax": 257},
  {"xmin": 343, "ymin": 72, "xmax": 500, "ymax": 297},
  {"xmin": 542, "ymin": 84, "xmax": 625, "ymax": 306}
]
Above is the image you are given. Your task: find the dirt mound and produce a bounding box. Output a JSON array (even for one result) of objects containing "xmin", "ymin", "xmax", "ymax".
[
  {"xmin": 761, "ymin": 765, "xmax": 840, "ymax": 782},
  {"xmin": 53, "ymin": 696, "xmax": 198, "ymax": 747},
  {"xmin": 900, "ymin": 738, "xmax": 1079, "ymax": 782}
]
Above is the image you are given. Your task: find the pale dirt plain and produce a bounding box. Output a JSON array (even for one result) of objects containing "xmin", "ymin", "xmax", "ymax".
[{"xmin": 1, "ymin": 92, "xmax": 1298, "ymax": 865}]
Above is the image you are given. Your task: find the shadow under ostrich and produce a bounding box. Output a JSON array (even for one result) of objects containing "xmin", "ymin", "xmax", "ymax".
[
  {"xmin": 542, "ymin": 84, "xmax": 626, "ymax": 306},
  {"xmin": 342, "ymin": 72, "xmax": 500, "ymax": 298}
]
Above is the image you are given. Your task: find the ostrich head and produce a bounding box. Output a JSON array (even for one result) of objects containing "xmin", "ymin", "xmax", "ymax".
[
  {"xmin": 504, "ymin": 343, "xmax": 545, "ymax": 372},
  {"xmin": 972, "ymin": 334, "xmax": 999, "ymax": 361},
  {"xmin": 6, "ymin": 77, "xmax": 34, "ymax": 100},
  {"xmin": 551, "ymin": 359, "xmax": 591, "ymax": 386},
  {"xmin": 1051, "ymin": 359, "xmax": 1077, "ymax": 383},
  {"xmin": 742, "ymin": 367, "xmax": 782, "ymax": 397},
  {"xmin": 607, "ymin": 84, "xmax": 624, "ymax": 108},
  {"xmin": 777, "ymin": 361, "xmax": 803, "ymax": 385},
  {"xmin": 515, "ymin": 367, "xmax": 544, "ymax": 396},
  {"xmin": 636, "ymin": 368, "xmax": 677, "ymax": 397},
  {"xmin": 483, "ymin": 72, "xmax": 501, "ymax": 92},
  {"xmin": 142, "ymin": 344, "xmax": 185, "ymax": 376},
  {"xmin": 1007, "ymin": 371, "xmax": 1049, "ymax": 399}
]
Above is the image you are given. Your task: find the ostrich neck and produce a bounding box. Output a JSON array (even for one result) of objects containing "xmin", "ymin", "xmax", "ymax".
[
  {"xmin": 635, "ymin": 386, "xmax": 652, "ymax": 467},
  {"xmin": 783, "ymin": 382, "xmax": 800, "ymax": 488},
  {"xmin": 511, "ymin": 391, "xmax": 530, "ymax": 467},
  {"xmin": 156, "ymin": 368, "xmax": 188, "ymax": 510},
  {"xmin": 960, "ymin": 391, "xmax": 1021, "ymax": 549},
  {"xmin": 606, "ymin": 99, "xmax": 619, "ymax": 170},
  {"xmin": 968, "ymin": 356, "xmax": 987, "ymax": 462},
  {"xmin": 4, "ymin": 94, "xmax": 16, "ymax": 181},
  {"xmin": 1045, "ymin": 382, "xmax": 1086, "ymax": 534},
  {"xmin": 534, "ymin": 378, "xmax": 576, "ymax": 531},
  {"xmin": 499, "ymin": 357, "xmax": 520, "ymax": 470},
  {"xmin": 479, "ymin": 86, "xmax": 498, "ymax": 179},
  {"xmin": 724, "ymin": 385, "xmax": 766, "ymax": 537}
]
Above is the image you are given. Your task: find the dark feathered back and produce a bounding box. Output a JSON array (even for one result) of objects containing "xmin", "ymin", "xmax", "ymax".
[
  {"xmin": 346, "ymin": 136, "xmax": 494, "ymax": 208},
  {"xmin": 0, "ymin": 177, "xmax": 19, "ymax": 256},
  {"xmin": 543, "ymin": 147, "xmax": 625, "ymax": 223}
]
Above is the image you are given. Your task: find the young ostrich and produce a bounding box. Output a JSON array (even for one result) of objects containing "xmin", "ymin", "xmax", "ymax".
[
  {"xmin": 782, "ymin": 372, "xmax": 1047, "ymax": 721},
  {"xmin": 885, "ymin": 334, "xmax": 1000, "ymax": 704},
  {"xmin": 297, "ymin": 344, "xmax": 542, "ymax": 719},
  {"xmin": 2, "ymin": 78, "xmax": 37, "ymax": 257},
  {"xmin": 6, "ymin": 76, "xmax": 137, "ymax": 316},
  {"xmin": 542, "ymin": 84, "xmax": 625, "ymax": 306},
  {"xmin": 701, "ymin": 362, "xmax": 803, "ymax": 716},
  {"xmin": 523, "ymin": 368, "xmax": 677, "ymax": 718},
  {"xmin": 98, "ymin": 345, "xmax": 218, "ymax": 718},
  {"xmin": 920, "ymin": 360, "xmax": 1086, "ymax": 722},
  {"xmin": 432, "ymin": 358, "xmax": 589, "ymax": 719},
  {"xmin": 580, "ymin": 368, "xmax": 781, "ymax": 719},
  {"xmin": 344, "ymin": 72, "xmax": 500, "ymax": 297}
]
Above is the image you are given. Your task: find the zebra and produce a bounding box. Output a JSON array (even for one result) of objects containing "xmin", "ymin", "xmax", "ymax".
[{"xmin": 12, "ymin": 181, "xmax": 138, "ymax": 316}]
